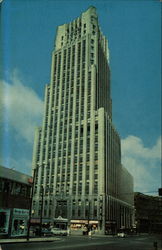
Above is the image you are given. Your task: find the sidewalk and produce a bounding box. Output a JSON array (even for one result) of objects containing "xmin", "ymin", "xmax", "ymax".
[{"xmin": 0, "ymin": 237, "xmax": 60, "ymax": 244}]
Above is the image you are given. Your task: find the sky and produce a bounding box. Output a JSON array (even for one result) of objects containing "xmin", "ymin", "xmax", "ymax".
[{"xmin": 0, "ymin": 0, "xmax": 161, "ymax": 195}]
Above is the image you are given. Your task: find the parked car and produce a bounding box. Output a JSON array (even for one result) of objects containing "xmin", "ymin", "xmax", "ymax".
[
  {"xmin": 117, "ymin": 232, "xmax": 126, "ymax": 238},
  {"xmin": 51, "ymin": 228, "xmax": 67, "ymax": 236},
  {"xmin": 41, "ymin": 228, "xmax": 54, "ymax": 236}
]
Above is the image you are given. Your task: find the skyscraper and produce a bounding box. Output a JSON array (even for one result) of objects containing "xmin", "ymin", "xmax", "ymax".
[{"xmin": 32, "ymin": 6, "xmax": 134, "ymax": 234}]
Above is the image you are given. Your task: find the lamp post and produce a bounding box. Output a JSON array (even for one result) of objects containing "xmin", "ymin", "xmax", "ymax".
[
  {"xmin": 99, "ymin": 195, "xmax": 103, "ymax": 230},
  {"xmin": 27, "ymin": 167, "xmax": 37, "ymax": 241}
]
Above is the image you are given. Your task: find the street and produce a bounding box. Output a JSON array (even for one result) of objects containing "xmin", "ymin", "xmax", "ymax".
[{"xmin": 1, "ymin": 234, "xmax": 162, "ymax": 250}]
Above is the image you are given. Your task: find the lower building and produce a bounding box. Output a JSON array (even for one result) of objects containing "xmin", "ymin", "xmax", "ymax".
[
  {"xmin": 134, "ymin": 192, "xmax": 162, "ymax": 233},
  {"xmin": 32, "ymin": 160, "xmax": 134, "ymax": 235},
  {"xmin": 0, "ymin": 166, "xmax": 32, "ymax": 238}
]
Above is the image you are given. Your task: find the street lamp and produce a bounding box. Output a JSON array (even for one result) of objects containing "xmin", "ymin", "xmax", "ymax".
[
  {"xmin": 87, "ymin": 200, "xmax": 91, "ymax": 233},
  {"xmin": 39, "ymin": 185, "xmax": 44, "ymax": 236}
]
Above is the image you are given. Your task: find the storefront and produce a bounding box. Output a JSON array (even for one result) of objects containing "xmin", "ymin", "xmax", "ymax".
[
  {"xmin": 70, "ymin": 220, "xmax": 99, "ymax": 234},
  {"xmin": 53, "ymin": 216, "xmax": 68, "ymax": 230},
  {"xmin": 11, "ymin": 208, "xmax": 29, "ymax": 237},
  {"xmin": 0, "ymin": 209, "xmax": 10, "ymax": 236},
  {"xmin": 105, "ymin": 221, "xmax": 117, "ymax": 235}
]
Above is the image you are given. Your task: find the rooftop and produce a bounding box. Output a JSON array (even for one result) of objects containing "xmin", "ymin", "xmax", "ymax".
[{"xmin": 0, "ymin": 165, "xmax": 32, "ymax": 185}]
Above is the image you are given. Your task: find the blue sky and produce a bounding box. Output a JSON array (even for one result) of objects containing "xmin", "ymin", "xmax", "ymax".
[{"xmin": 0, "ymin": 0, "xmax": 161, "ymax": 195}]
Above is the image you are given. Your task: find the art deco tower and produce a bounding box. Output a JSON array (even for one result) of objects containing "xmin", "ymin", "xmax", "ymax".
[{"xmin": 32, "ymin": 6, "xmax": 134, "ymax": 234}]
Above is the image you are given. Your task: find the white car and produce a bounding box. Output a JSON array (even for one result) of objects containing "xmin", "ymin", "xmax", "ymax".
[
  {"xmin": 117, "ymin": 232, "xmax": 126, "ymax": 238},
  {"xmin": 51, "ymin": 228, "xmax": 67, "ymax": 236}
]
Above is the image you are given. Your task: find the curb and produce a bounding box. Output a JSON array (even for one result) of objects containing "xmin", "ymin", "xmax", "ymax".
[{"xmin": 0, "ymin": 237, "xmax": 61, "ymax": 244}]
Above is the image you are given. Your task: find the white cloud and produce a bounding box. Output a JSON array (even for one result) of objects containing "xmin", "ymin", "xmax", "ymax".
[
  {"xmin": 0, "ymin": 69, "xmax": 44, "ymax": 144},
  {"xmin": 121, "ymin": 135, "xmax": 161, "ymax": 194}
]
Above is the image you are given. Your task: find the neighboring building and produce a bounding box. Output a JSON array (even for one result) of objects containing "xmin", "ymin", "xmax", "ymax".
[
  {"xmin": 0, "ymin": 165, "xmax": 32, "ymax": 237},
  {"xmin": 134, "ymin": 192, "xmax": 162, "ymax": 233},
  {"xmin": 119, "ymin": 166, "xmax": 134, "ymax": 231},
  {"xmin": 120, "ymin": 166, "xmax": 134, "ymax": 206},
  {"xmin": 32, "ymin": 6, "xmax": 134, "ymax": 234}
]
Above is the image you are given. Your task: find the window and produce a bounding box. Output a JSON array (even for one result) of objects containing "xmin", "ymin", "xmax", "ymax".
[
  {"xmin": 94, "ymin": 181, "xmax": 98, "ymax": 193},
  {"xmin": 94, "ymin": 209, "xmax": 97, "ymax": 217},
  {"xmin": 95, "ymin": 136, "xmax": 98, "ymax": 143},
  {"xmin": 85, "ymin": 209, "xmax": 89, "ymax": 217},
  {"xmin": 94, "ymin": 173, "xmax": 98, "ymax": 180},
  {"xmin": 79, "ymin": 173, "xmax": 82, "ymax": 180},
  {"xmin": 85, "ymin": 183, "xmax": 89, "ymax": 194},
  {"xmin": 86, "ymin": 173, "xmax": 89, "ymax": 179},
  {"xmin": 95, "ymin": 143, "xmax": 98, "ymax": 151},
  {"xmin": 80, "ymin": 126, "xmax": 84, "ymax": 133},
  {"xmin": 94, "ymin": 164, "xmax": 98, "ymax": 170},
  {"xmin": 94, "ymin": 199, "xmax": 98, "ymax": 206},
  {"xmin": 87, "ymin": 154, "xmax": 90, "ymax": 161},
  {"xmin": 73, "ymin": 184, "xmax": 76, "ymax": 193},
  {"xmin": 72, "ymin": 210, "xmax": 75, "ymax": 216}
]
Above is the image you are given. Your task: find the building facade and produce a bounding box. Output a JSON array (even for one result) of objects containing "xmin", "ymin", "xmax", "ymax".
[
  {"xmin": 134, "ymin": 192, "xmax": 162, "ymax": 234},
  {"xmin": 0, "ymin": 166, "xmax": 32, "ymax": 237},
  {"xmin": 32, "ymin": 6, "xmax": 134, "ymax": 234}
]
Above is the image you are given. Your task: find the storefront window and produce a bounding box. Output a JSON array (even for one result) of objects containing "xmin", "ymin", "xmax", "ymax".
[
  {"xmin": 11, "ymin": 209, "xmax": 29, "ymax": 237},
  {"xmin": 0, "ymin": 209, "xmax": 10, "ymax": 235},
  {"xmin": 12, "ymin": 219, "xmax": 25, "ymax": 235}
]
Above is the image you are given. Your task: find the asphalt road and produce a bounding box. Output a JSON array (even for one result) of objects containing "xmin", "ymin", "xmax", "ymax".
[{"xmin": 1, "ymin": 235, "xmax": 162, "ymax": 250}]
